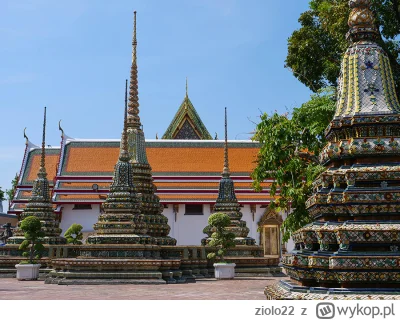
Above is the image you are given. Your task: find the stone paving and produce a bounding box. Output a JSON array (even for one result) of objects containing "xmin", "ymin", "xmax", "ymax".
[{"xmin": 0, "ymin": 277, "xmax": 287, "ymax": 300}]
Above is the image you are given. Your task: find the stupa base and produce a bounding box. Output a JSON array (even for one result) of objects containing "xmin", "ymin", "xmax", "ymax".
[
  {"xmin": 45, "ymin": 257, "xmax": 181, "ymax": 285},
  {"xmin": 6, "ymin": 236, "xmax": 66, "ymax": 245},
  {"xmin": 86, "ymin": 234, "xmax": 154, "ymax": 245},
  {"xmin": 265, "ymin": 280, "xmax": 400, "ymax": 300}
]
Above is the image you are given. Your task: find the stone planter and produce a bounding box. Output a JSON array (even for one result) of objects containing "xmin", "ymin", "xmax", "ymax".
[
  {"xmin": 213, "ymin": 263, "xmax": 236, "ymax": 279},
  {"xmin": 15, "ymin": 264, "xmax": 41, "ymax": 280}
]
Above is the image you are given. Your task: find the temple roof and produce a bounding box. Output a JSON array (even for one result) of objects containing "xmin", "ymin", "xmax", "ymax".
[
  {"xmin": 9, "ymin": 139, "xmax": 274, "ymax": 212},
  {"xmin": 58, "ymin": 139, "xmax": 259, "ymax": 176},
  {"xmin": 20, "ymin": 148, "xmax": 60, "ymax": 185},
  {"xmin": 162, "ymin": 92, "xmax": 212, "ymax": 140}
]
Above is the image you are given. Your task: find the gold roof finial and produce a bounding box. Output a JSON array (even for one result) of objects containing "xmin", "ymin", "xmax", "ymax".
[
  {"xmin": 127, "ymin": 11, "xmax": 141, "ymax": 130},
  {"xmin": 223, "ymin": 107, "xmax": 230, "ymax": 176},
  {"xmin": 186, "ymin": 77, "xmax": 188, "ymax": 98}
]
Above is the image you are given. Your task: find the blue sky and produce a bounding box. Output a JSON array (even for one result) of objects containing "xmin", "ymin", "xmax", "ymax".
[{"xmin": 0, "ymin": 0, "xmax": 312, "ymax": 209}]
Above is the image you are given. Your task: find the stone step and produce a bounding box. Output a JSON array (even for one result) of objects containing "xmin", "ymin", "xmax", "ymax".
[
  {"xmin": 47, "ymin": 278, "xmax": 167, "ymax": 285},
  {"xmin": 47, "ymin": 270, "xmax": 163, "ymax": 280}
]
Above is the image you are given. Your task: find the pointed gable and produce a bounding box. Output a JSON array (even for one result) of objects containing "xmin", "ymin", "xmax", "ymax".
[{"xmin": 162, "ymin": 95, "xmax": 212, "ymax": 140}]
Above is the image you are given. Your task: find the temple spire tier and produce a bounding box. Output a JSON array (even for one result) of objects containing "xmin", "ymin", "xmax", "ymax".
[
  {"xmin": 202, "ymin": 108, "xmax": 255, "ymax": 246},
  {"xmin": 267, "ymin": 1, "xmax": 400, "ymax": 298},
  {"xmin": 8, "ymin": 107, "xmax": 65, "ymax": 245},
  {"xmin": 125, "ymin": 12, "xmax": 176, "ymax": 246},
  {"xmin": 347, "ymin": 0, "xmax": 380, "ymax": 43},
  {"xmin": 127, "ymin": 11, "xmax": 141, "ymax": 131}
]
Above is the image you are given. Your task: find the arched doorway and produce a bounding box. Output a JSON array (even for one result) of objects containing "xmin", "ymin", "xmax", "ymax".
[{"xmin": 258, "ymin": 208, "xmax": 283, "ymax": 257}]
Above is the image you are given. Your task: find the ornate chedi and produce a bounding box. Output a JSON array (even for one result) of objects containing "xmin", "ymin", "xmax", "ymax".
[
  {"xmin": 8, "ymin": 108, "xmax": 65, "ymax": 245},
  {"xmin": 202, "ymin": 108, "xmax": 255, "ymax": 246},
  {"xmin": 265, "ymin": 0, "xmax": 400, "ymax": 299},
  {"xmin": 126, "ymin": 11, "xmax": 176, "ymax": 246},
  {"xmin": 87, "ymin": 81, "xmax": 151, "ymax": 244}
]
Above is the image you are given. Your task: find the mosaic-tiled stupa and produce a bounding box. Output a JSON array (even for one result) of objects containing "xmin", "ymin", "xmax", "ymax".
[
  {"xmin": 87, "ymin": 81, "xmax": 151, "ymax": 244},
  {"xmin": 8, "ymin": 108, "xmax": 65, "ymax": 245},
  {"xmin": 265, "ymin": 0, "xmax": 400, "ymax": 299},
  {"xmin": 126, "ymin": 11, "xmax": 176, "ymax": 246},
  {"xmin": 202, "ymin": 108, "xmax": 256, "ymax": 246}
]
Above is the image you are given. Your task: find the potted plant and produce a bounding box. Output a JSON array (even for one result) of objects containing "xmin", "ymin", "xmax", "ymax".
[
  {"xmin": 206, "ymin": 213, "xmax": 236, "ymax": 279},
  {"xmin": 64, "ymin": 223, "xmax": 83, "ymax": 245},
  {"xmin": 15, "ymin": 216, "xmax": 45, "ymax": 280}
]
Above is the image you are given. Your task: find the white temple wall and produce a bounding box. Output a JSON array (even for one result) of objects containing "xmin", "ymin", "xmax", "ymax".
[
  {"xmin": 59, "ymin": 204, "xmax": 101, "ymax": 236},
  {"xmin": 241, "ymin": 204, "xmax": 263, "ymax": 245},
  {"xmin": 169, "ymin": 204, "xmax": 212, "ymax": 245},
  {"xmin": 57, "ymin": 202, "xmax": 294, "ymax": 252}
]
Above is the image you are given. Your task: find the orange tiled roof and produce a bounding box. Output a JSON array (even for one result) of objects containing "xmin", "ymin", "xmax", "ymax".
[
  {"xmin": 66, "ymin": 147, "xmax": 118, "ymax": 173},
  {"xmin": 58, "ymin": 194, "xmax": 106, "ymax": 200},
  {"xmin": 147, "ymin": 147, "xmax": 257, "ymax": 173},
  {"xmin": 57, "ymin": 181, "xmax": 270, "ymax": 189},
  {"xmin": 154, "ymin": 181, "xmax": 270, "ymax": 188},
  {"xmin": 26, "ymin": 153, "xmax": 60, "ymax": 183},
  {"xmin": 55, "ymin": 193, "xmax": 271, "ymax": 202},
  {"xmin": 62, "ymin": 142, "xmax": 259, "ymax": 174},
  {"xmin": 58, "ymin": 182, "xmax": 111, "ymax": 189}
]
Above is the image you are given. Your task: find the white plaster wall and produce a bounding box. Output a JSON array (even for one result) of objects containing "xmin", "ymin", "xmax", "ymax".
[
  {"xmin": 171, "ymin": 204, "xmax": 211, "ymax": 245},
  {"xmin": 163, "ymin": 206, "xmax": 175, "ymax": 239},
  {"xmin": 58, "ymin": 203, "xmax": 296, "ymax": 252},
  {"xmin": 59, "ymin": 204, "xmax": 100, "ymax": 235},
  {"xmin": 241, "ymin": 205, "xmax": 263, "ymax": 245}
]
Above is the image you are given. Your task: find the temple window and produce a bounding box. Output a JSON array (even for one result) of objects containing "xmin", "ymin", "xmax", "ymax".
[
  {"xmin": 73, "ymin": 204, "xmax": 92, "ymax": 210},
  {"xmin": 184, "ymin": 204, "xmax": 203, "ymax": 215}
]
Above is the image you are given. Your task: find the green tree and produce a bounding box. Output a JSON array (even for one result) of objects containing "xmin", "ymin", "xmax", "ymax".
[
  {"xmin": 6, "ymin": 173, "xmax": 19, "ymax": 209},
  {"xmin": 0, "ymin": 187, "xmax": 5, "ymax": 202},
  {"xmin": 252, "ymin": 88, "xmax": 336, "ymax": 242},
  {"xmin": 64, "ymin": 223, "xmax": 83, "ymax": 245},
  {"xmin": 205, "ymin": 213, "xmax": 236, "ymax": 262},
  {"xmin": 19, "ymin": 216, "xmax": 45, "ymax": 264},
  {"xmin": 286, "ymin": 0, "xmax": 400, "ymax": 97}
]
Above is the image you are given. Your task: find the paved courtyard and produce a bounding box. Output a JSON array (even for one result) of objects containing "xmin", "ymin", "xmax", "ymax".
[{"xmin": 0, "ymin": 276, "xmax": 287, "ymax": 300}]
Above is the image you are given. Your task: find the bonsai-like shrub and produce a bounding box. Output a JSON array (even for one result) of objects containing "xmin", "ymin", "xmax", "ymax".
[
  {"xmin": 206, "ymin": 213, "xmax": 236, "ymax": 263},
  {"xmin": 64, "ymin": 223, "xmax": 83, "ymax": 245},
  {"xmin": 19, "ymin": 216, "xmax": 45, "ymax": 264}
]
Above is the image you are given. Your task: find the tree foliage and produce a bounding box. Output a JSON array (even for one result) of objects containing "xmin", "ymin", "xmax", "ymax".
[
  {"xmin": 19, "ymin": 216, "xmax": 45, "ymax": 264},
  {"xmin": 64, "ymin": 223, "xmax": 83, "ymax": 245},
  {"xmin": 286, "ymin": 0, "xmax": 400, "ymax": 97},
  {"xmin": 252, "ymin": 88, "xmax": 336, "ymax": 242},
  {"xmin": 205, "ymin": 213, "xmax": 236, "ymax": 262},
  {"xmin": 6, "ymin": 173, "xmax": 19, "ymax": 210},
  {"xmin": 0, "ymin": 187, "xmax": 5, "ymax": 202}
]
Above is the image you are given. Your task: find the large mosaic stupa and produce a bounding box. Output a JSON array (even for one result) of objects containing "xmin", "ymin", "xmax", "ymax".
[
  {"xmin": 126, "ymin": 12, "xmax": 176, "ymax": 246},
  {"xmin": 87, "ymin": 12, "xmax": 176, "ymax": 246},
  {"xmin": 87, "ymin": 81, "xmax": 151, "ymax": 245},
  {"xmin": 266, "ymin": 0, "xmax": 400, "ymax": 299}
]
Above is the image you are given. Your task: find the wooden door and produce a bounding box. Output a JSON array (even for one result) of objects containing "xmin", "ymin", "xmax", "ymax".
[{"xmin": 262, "ymin": 225, "xmax": 280, "ymax": 257}]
